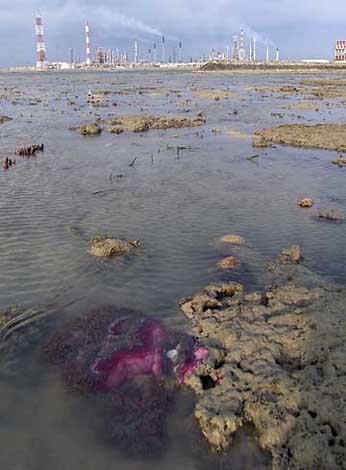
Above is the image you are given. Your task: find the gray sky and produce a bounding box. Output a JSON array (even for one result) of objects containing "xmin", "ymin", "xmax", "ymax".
[{"xmin": 0, "ymin": 0, "xmax": 345, "ymax": 67}]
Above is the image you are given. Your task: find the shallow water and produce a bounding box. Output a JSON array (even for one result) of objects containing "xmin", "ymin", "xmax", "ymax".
[{"xmin": 0, "ymin": 69, "xmax": 345, "ymax": 469}]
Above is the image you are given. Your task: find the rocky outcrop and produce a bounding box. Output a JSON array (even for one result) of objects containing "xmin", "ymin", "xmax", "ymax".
[{"xmin": 180, "ymin": 253, "xmax": 346, "ymax": 469}]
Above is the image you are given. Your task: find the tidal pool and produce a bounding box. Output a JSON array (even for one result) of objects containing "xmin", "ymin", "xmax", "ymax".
[{"xmin": 0, "ymin": 69, "xmax": 345, "ymax": 469}]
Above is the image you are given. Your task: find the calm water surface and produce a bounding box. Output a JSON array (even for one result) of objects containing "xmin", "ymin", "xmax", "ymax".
[{"xmin": 0, "ymin": 70, "xmax": 345, "ymax": 469}]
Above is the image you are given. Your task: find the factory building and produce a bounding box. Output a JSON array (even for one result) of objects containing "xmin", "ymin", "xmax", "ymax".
[{"xmin": 335, "ymin": 41, "xmax": 346, "ymax": 62}]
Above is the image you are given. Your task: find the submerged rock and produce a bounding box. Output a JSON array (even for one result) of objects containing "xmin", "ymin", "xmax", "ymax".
[
  {"xmin": 219, "ymin": 234, "xmax": 246, "ymax": 245},
  {"xmin": 79, "ymin": 123, "xmax": 102, "ymax": 136},
  {"xmin": 89, "ymin": 237, "xmax": 140, "ymax": 258},
  {"xmin": 277, "ymin": 245, "xmax": 302, "ymax": 265},
  {"xmin": 317, "ymin": 209, "xmax": 345, "ymax": 222},
  {"xmin": 217, "ymin": 256, "xmax": 240, "ymax": 270},
  {"xmin": 179, "ymin": 254, "xmax": 346, "ymax": 469}
]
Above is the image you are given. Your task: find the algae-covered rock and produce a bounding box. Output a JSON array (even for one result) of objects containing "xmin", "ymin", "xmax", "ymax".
[
  {"xmin": 253, "ymin": 124, "xmax": 346, "ymax": 152},
  {"xmin": 80, "ymin": 123, "xmax": 102, "ymax": 136},
  {"xmin": 106, "ymin": 115, "xmax": 205, "ymax": 134},
  {"xmin": 89, "ymin": 237, "xmax": 140, "ymax": 258}
]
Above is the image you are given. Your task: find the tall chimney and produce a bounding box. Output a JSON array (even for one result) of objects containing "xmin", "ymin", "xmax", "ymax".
[
  {"xmin": 85, "ymin": 21, "xmax": 91, "ymax": 65},
  {"xmin": 35, "ymin": 13, "xmax": 46, "ymax": 69}
]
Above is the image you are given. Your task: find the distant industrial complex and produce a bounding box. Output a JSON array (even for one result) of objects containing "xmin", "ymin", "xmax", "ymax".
[{"xmin": 33, "ymin": 12, "xmax": 346, "ymax": 71}]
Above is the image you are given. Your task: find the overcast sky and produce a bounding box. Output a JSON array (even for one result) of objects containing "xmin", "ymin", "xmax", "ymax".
[{"xmin": 0, "ymin": 0, "xmax": 345, "ymax": 67}]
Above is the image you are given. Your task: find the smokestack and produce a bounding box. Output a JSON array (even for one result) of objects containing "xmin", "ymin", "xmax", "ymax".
[
  {"xmin": 253, "ymin": 37, "xmax": 256, "ymax": 61},
  {"xmin": 134, "ymin": 39, "xmax": 139, "ymax": 64},
  {"xmin": 154, "ymin": 41, "xmax": 157, "ymax": 62},
  {"xmin": 35, "ymin": 13, "xmax": 46, "ymax": 69},
  {"xmin": 85, "ymin": 21, "xmax": 91, "ymax": 66},
  {"xmin": 239, "ymin": 29, "xmax": 245, "ymax": 62},
  {"xmin": 179, "ymin": 41, "xmax": 182, "ymax": 63},
  {"xmin": 266, "ymin": 47, "xmax": 269, "ymax": 62},
  {"xmin": 276, "ymin": 48, "xmax": 280, "ymax": 61},
  {"xmin": 232, "ymin": 34, "xmax": 239, "ymax": 61},
  {"xmin": 162, "ymin": 35, "xmax": 165, "ymax": 63}
]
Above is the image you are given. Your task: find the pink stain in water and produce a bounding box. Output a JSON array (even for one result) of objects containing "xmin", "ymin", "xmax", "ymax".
[{"xmin": 91, "ymin": 319, "xmax": 209, "ymax": 391}]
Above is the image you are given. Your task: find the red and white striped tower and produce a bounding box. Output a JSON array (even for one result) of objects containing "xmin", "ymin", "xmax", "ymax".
[
  {"xmin": 35, "ymin": 13, "xmax": 46, "ymax": 69},
  {"xmin": 85, "ymin": 21, "xmax": 91, "ymax": 65}
]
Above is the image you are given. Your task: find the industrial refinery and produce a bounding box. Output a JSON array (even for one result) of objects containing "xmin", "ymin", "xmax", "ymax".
[
  {"xmin": 33, "ymin": 13, "xmax": 284, "ymax": 70},
  {"xmin": 33, "ymin": 12, "xmax": 346, "ymax": 70}
]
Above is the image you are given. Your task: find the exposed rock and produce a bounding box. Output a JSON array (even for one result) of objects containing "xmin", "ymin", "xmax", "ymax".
[
  {"xmin": 253, "ymin": 124, "xmax": 346, "ymax": 152},
  {"xmin": 217, "ymin": 256, "xmax": 240, "ymax": 270},
  {"xmin": 89, "ymin": 237, "xmax": 140, "ymax": 258},
  {"xmin": 106, "ymin": 115, "xmax": 205, "ymax": 134},
  {"xmin": 219, "ymin": 234, "xmax": 246, "ymax": 245},
  {"xmin": 297, "ymin": 198, "xmax": 313, "ymax": 208},
  {"xmin": 179, "ymin": 257, "xmax": 346, "ymax": 469},
  {"xmin": 80, "ymin": 123, "xmax": 102, "ymax": 136}
]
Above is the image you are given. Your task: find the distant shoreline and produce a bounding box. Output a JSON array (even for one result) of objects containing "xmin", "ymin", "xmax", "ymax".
[
  {"xmin": 198, "ymin": 60, "xmax": 346, "ymax": 74},
  {"xmin": 2, "ymin": 61, "xmax": 346, "ymax": 74}
]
